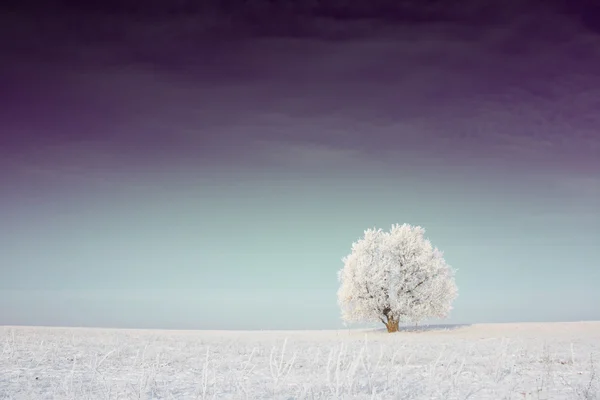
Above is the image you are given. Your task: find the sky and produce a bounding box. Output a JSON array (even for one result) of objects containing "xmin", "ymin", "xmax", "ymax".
[{"xmin": 1, "ymin": 1, "xmax": 599, "ymax": 330}]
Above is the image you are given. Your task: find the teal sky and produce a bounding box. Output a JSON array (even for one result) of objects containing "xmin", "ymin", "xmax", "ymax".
[
  {"xmin": 2, "ymin": 156, "xmax": 598, "ymax": 329},
  {"xmin": 1, "ymin": 10, "xmax": 599, "ymax": 330}
]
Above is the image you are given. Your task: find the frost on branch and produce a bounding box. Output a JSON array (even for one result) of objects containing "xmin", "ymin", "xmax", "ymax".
[{"xmin": 337, "ymin": 224, "xmax": 457, "ymax": 332}]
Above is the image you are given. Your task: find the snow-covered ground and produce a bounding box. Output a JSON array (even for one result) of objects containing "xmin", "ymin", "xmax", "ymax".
[{"xmin": 1, "ymin": 322, "xmax": 599, "ymax": 399}]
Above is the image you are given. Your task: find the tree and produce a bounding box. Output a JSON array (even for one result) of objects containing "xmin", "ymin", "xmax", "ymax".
[{"xmin": 337, "ymin": 224, "xmax": 458, "ymax": 333}]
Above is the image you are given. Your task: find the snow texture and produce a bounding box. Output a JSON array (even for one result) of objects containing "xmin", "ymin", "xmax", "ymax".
[{"xmin": 1, "ymin": 322, "xmax": 599, "ymax": 399}]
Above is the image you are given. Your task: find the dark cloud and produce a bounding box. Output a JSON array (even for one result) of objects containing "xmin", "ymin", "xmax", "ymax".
[{"xmin": 2, "ymin": 4, "xmax": 599, "ymax": 188}]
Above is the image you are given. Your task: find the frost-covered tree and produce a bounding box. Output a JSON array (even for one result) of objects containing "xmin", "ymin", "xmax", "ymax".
[{"xmin": 337, "ymin": 224, "xmax": 457, "ymax": 333}]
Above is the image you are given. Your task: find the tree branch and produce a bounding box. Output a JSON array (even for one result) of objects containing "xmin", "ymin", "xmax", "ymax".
[{"xmin": 409, "ymin": 279, "xmax": 427, "ymax": 293}]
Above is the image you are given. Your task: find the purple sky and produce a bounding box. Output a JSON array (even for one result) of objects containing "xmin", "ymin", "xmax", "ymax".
[{"xmin": 1, "ymin": 5, "xmax": 599, "ymax": 329}]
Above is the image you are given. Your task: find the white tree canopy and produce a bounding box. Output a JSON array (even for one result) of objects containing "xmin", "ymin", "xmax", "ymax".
[{"xmin": 337, "ymin": 224, "xmax": 458, "ymax": 328}]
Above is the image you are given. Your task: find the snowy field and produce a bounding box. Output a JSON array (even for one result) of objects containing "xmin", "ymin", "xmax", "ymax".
[{"xmin": 1, "ymin": 322, "xmax": 599, "ymax": 399}]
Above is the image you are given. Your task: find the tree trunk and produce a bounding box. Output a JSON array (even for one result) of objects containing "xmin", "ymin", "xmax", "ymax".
[{"xmin": 384, "ymin": 317, "xmax": 399, "ymax": 333}]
